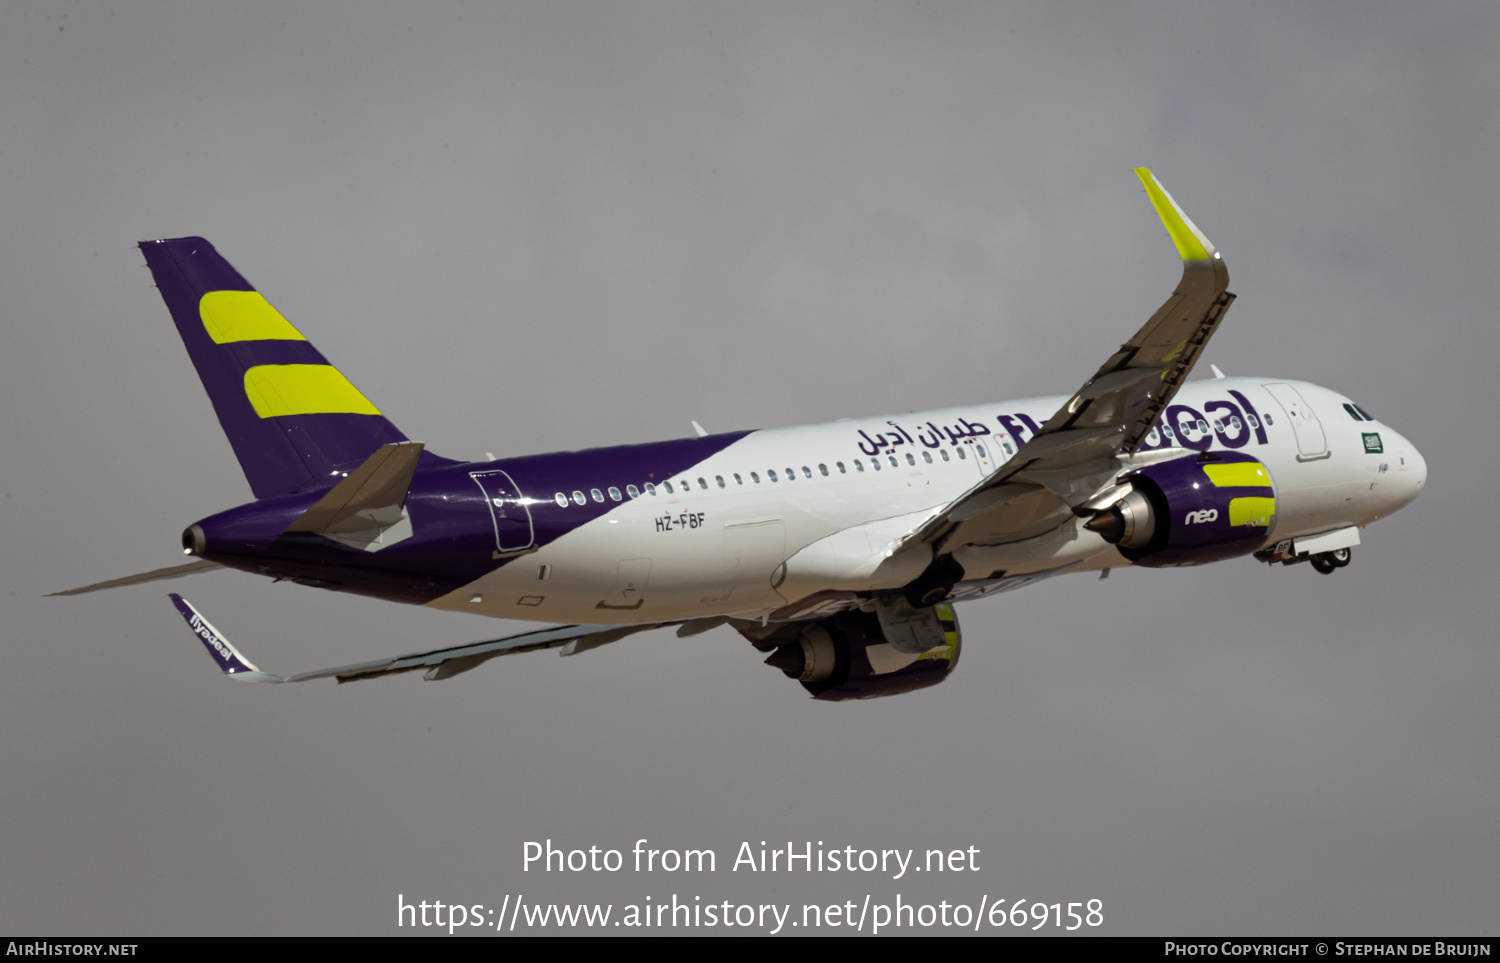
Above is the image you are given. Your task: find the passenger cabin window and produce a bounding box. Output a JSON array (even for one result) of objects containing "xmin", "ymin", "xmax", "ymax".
[
  {"xmin": 1264, "ymin": 413, "xmax": 1275, "ymax": 425},
  {"xmin": 976, "ymin": 444, "xmax": 987, "ymax": 458},
  {"xmin": 836, "ymin": 462, "xmax": 846, "ymax": 473},
  {"xmin": 854, "ymin": 460, "xmax": 865, "ymax": 472},
  {"xmin": 644, "ymin": 483, "xmax": 657, "ymax": 496},
  {"xmin": 591, "ymin": 489, "xmax": 604, "ymax": 503},
  {"xmin": 751, "ymin": 472, "xmax": 761, "ymax": 483},
  {"xmin": 1244, "ymin": 415, "xmax": 1258, "ymax": 429},
  {"xmin": 664, "ymin": 481, "xmax": 675, "ymax": 494},
  {"xmin": 906, "ymin": 453, "xmax": 916, "ymax": 465},
  {"xmin": 698, "ymin": 477, "xmax": 708, "ymax": 490},
  {"xmin": 1001, "ymin": 442, "xmax": 1014, "ymax": 455},
  {"xmin": 956, "ymin": 447, "xmax": 967, "ymax": 460},
  {"xmin": 768, "ymin": 469, "xmax": 778, "ymax": 482},
  {"xmin": 733, "ymin": 473, "xmax": 743, "ymax": 485},
  {"xmin": 608, "ymin": 487, "xmax": 622, "ymax": 502},
  {"xmin": 715, "ymin": 475, "xmax": 725, "ymax": 488},
  {"xmin": 554, "ymin": 493, "xmax": 568, "ymax": 507},
  {"xmin": 940, "ymin": 449, "xmax": 950, "ymax": 462},
  {"xmin": 802, "ymin": 466, "xmax": 812, "ymax": 478},
  {"xmin": 818, "ymin": 464, "xmax": 829, "ymax": 476},
  {"xmin": 871, "ymin": 459, "xmax": 882, "ymax": 471},
  {"xmin": 572, "ymin": 491, "xmax": 586, "ymax": 505},
  {"xmin": 888, "ymin": 455, "xmax": 898, "ymax": 467},
  {"xmin": 785, "ymin": 467, "xmax": 795, "ymax": 480},
  {"xmin": 922, "ymin": 451, "xmax": 933, "ymax": 464},
  {"xmin": 627, "ymin": 485, "xmax": 640, "ymax": 498},
  {"xmin": 1163, "ymin": 425, "xmax": 1175, "ymax": 439}
]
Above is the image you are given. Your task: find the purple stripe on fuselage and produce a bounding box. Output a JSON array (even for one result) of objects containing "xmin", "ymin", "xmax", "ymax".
[{"xmin": 190, "ymin": 430, "xmax": 754, "ymax": 604}]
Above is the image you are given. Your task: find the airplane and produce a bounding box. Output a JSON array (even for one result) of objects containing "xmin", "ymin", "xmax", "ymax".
[{"xmin": 54, "ymin": 169, "xmax": 1426, "ymax": 700}]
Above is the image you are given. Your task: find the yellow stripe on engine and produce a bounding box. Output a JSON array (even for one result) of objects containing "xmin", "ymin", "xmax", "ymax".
[
  {"xmin": 1203, "ymin": 463, "xmax": 1271, "ymax": 488},
  {"xmin": 200, "ymin": 291, "xmax": 307, "ymax": 344},
  {"xmin": 243, "ymin": 365, "xmax": 380, "ymax": 419},
  {"xmin": 1228, "ymin": 496, "xmax": 1276, "ymax": 528}
]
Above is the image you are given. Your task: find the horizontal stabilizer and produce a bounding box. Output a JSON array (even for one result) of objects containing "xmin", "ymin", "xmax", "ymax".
[
  {"xmin": 169, "ymin": 593, "xmax": 676, "ymax": 684},
  {"xmin": 285, "ymin": 441, "xmax": 425, "ymax": 536},
  {"xmin": 49, "ymin": 559, "xmax": 222, "ymax": 597}
]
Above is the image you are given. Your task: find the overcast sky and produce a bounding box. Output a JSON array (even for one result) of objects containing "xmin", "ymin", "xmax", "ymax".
[{"xmin": 2, "ymin": 1, "xmax": 1496, "ymax": 936}]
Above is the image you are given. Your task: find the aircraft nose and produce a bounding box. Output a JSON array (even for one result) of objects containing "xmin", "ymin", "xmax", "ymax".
[{"xmin": 1388, "ymin": 432, "xmax": 1427, "ymax": 509}]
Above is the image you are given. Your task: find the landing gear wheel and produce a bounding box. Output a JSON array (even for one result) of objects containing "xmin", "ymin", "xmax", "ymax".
[
  {"xmin": 1329, "ymin": 547, "xmax": 1351, "ymax": 568},
  {"xmin": 1310, "ymin": 554, "xmax": 1336, "ymax": 574}
]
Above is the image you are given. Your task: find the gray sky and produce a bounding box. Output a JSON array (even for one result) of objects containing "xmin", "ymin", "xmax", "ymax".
[{"xmin": 2, "ymin": 1, "xmax": 1496, "ymax": 935}]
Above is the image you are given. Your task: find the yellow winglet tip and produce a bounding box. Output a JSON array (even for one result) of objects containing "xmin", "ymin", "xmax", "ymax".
[{"xmin": 1134, "ymin": 168, "xmax": 1216, "ymax": 262}]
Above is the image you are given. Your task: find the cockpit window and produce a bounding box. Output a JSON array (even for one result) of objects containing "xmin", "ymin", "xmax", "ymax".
[{"xmin": 1354, "ymin": 404, "xmax": 1374, "ymax": 421}]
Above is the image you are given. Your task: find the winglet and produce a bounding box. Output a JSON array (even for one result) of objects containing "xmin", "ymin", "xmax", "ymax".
[
  {"xmin": 169, "ymin": 593, "xmax": 285, "ymax": 682},
  {"xmin": 1134, "ymin": 168, "xmax": 1217, "ymax": 262}
]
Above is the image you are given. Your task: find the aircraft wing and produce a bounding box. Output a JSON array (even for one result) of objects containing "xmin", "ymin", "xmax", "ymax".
[
  {"xmin": 49, "ymin": 560, "xmax": 223, "ymax": 596},
  {"xmin": 914, "ymin": 169, "xmax": 1234, "ymax": 555},
  {"xmin": 170, "ymin": 593, "xmax": 677, "ymax": 683}
]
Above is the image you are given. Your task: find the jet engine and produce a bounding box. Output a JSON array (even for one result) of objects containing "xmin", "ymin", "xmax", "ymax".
[
  {"xmin": 1084, "ymin": 452, "xmax": 1277, "ymax": 567},
  {"xmin": 745, "ymin": 600, "xmax": 961, "ymax": 701}
]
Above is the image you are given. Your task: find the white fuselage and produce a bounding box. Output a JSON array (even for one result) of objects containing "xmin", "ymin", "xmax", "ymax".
[{"xmin": 430, "ymin": 377, "xmax": 1425, "ymax": 624}]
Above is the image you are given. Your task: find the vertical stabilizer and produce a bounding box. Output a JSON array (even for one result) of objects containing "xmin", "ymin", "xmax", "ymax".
[{"xmin": 139, "ymin": 237, "xmax": 410, "ymax": 498}]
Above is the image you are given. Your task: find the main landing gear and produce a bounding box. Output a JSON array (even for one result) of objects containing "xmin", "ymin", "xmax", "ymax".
[
  {"xmin": 903, "ymin": 555, "xmax": 966, "ymax": 608},
  {"xmin": 1309, "ymin": 547, "xmax": 1352, "ymax": 574}
]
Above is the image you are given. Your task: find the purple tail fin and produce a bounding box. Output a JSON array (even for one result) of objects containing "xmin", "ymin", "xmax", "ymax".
[{"xmin": 140, "ymin": 237, "xmax": 411, "ymax": 498}]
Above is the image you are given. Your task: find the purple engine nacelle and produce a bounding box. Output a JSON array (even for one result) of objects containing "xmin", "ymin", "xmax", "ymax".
[
  {"xmin": 1085, "ymin": 451, "xmax": 1278, "ymax": 567},
  {"xmin": 763, "ymin": 605, "xmax": 962, "ymax": 701}
]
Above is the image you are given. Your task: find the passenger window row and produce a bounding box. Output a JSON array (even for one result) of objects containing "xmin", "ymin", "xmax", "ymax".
[
  {"xmin": 550, "ymin": 444, "xmax": 992, "ymax": 508},
  {"xmin": 1145, "ymin": 411, "xmax": 1271, "ymax": 446}
]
